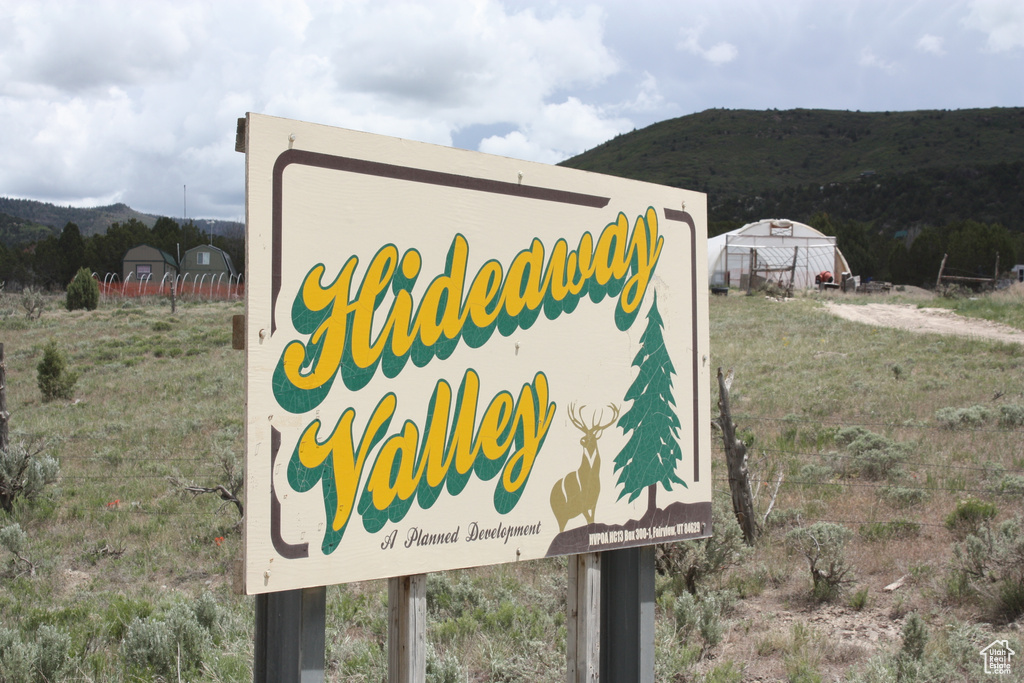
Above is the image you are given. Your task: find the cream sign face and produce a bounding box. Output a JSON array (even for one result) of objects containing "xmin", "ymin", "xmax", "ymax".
[{"xmin": 243, "ymin": 113, "xmax": 711, "ymax": 594}]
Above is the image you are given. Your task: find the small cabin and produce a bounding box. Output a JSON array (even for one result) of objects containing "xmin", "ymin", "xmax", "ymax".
[
  {"xmin": 1011, "ymin": 265, "xmax": 1024, "ymax": 283},
  {"xmin": 182, "ymin": 245, "xmax": 238, "ymax": 281},
  {"xmin": 122, "ymin": 244, "xmax": 178, "ymax": 282}
]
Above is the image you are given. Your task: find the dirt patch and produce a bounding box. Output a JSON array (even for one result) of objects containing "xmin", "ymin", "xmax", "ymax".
[{"xmin": 824, "ymin": 302, "xmax": 1024, "ymax": 345}]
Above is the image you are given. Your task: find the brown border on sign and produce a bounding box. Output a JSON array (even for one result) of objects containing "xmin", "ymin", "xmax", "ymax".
[
  {"xmin": 271, "ymin": 149, "xmax": 611, "ymax": 333},
  {"xmin": 266, "ymin": 150, "xmax": 703, "ymax": 557}
]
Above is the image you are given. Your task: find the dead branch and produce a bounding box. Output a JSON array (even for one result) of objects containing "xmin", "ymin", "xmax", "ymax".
[{"xmin": 170, "ymin": 477, "xmax": 244, "ymax": 519}]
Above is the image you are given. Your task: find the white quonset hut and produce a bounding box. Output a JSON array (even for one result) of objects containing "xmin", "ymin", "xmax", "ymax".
[{"xmin": 707, "ymin": 219, "xmax": 852, "ymax": 290}]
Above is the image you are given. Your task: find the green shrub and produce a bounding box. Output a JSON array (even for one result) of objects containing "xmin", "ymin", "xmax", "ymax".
[
  {"xmin": 33, "ymin": 625, "xmax": 71, "ymax": 683},
  {"xmin": 20, "ymin": 288, "xmax": 44, "ymax": 320},
  {"xmin": 859, "ymin": 520, "xmax": 921, "ymax": 542},
  {"xmin": 995, "ymin": 474, "xmax": 1024, "ymax": 497},
  {"xmin": 671, "ymin": 589, "xmax": 733, "ymax": 655},
  {"xmin": 121, "ymin": 617, "xmax": 174, "ymax": 676},
  {"xmin": 121, "ymin": 599, "xmax": 214, "ymax": 678},
  {"xmin": 0, "ymin": 441, "xmax": 59, "ymax": 513},
  {"xmin": 0, "ymin": 625, "xmax": 71, "ymax": 683},
  {"xmin": 36, "ymin": 340, "xmax": 78, "ymax": 402},
  {"xmin": 879, "ymin": 485, "xmax": 929, "ymax": 508},
  {"xmin": 998, "ymin": 403, "xmax": 1024, "ymax": 427},
  {"xmin": 426, "ymin": 643, "xmax": 463, "ymax": 683},
  {"xmin": 65, "ymin": 267, "xmax": 99, "ymax": 311},
  {"xmin": 900, "ymin": 613, "xmax": 928, "ymax": 661},
  {"xmin": 655, "ymin": 495, "xmax": 748, "ymax": 595},
  {"xmin": 944, "ymin": 497, "xmax": 997, "ymax": 538},
  {"xmin": 833, "ymin": 427, "xmax": 908, "ymax": 480},
  {"xmin": 848, "ymin": 587, "xmax": 869, "ymax": 611},
  {"xmin": 950, "ymin": 514, "xmax": 1024, "ymax": 622},
  {"xmin": 0, "ymin": 628, "xmax": 35, "ymax": 683},
  {"xmin": 193, "ymin": 591, "xmax": 222, "ymax": 639},
  {"xmin": 103, "ymin": 596, "xmax": 154, "ymax": 641},
  {"xmin": 935, "ymin": 405, "xmax": 993, "ymax": 429},
  {"xmin": 785, "ymin": 522, "xmax": 854, "ymax": 601}
]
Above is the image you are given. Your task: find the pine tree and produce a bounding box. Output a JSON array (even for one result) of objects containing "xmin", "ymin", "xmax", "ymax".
[{"xmin": 613, "ymin": 292, "xmax": 685, "ymax": 516}]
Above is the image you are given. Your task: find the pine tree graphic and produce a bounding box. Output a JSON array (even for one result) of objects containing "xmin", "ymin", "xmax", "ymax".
[{"xmin": 613, "ymin": 291, "xmax": 686, "ymax": 517}]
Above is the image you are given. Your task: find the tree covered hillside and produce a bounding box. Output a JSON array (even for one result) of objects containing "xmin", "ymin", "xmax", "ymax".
[{"xmin": 562, "ymin": 107, "xmax": 1024, "ymax": 284}]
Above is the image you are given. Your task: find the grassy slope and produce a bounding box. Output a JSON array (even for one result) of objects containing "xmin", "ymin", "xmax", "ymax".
[{"xmin": 0, "ymin": 292, "xmax": 1022, "ymax": 681}]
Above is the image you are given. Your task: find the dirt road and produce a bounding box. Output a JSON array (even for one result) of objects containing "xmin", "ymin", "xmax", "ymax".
[{"xmin": 823, "ymin": 302, "xmax": 1024, "ymax": 345}]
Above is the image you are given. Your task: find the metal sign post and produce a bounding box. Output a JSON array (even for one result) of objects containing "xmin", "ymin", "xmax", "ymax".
[
  {"xmin": 600, "ymin": 546, "xmax": 655, "ymax": 683},
  {"xmin": 253, "ymin": 587, "xmax": 326, "ymax": 683}
]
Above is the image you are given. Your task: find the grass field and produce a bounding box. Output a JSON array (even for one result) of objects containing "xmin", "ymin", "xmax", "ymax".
[{"xmin": 0, "ymin": 288, "xmax": 1022, "ymax": 682}]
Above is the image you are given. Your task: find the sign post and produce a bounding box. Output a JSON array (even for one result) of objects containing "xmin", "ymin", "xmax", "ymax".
[
  {"xmin": 253, "ymin": 587, "xmax": 325, "ymax": 683},
  {"xmin": 241, "ymin": 112, "xmax": 711, "ymax": 680}
]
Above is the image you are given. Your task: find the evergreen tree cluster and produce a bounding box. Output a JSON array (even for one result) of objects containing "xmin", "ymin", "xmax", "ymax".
[{"xmin": 0, "ymin": 217, "xmax": 244, "ymax": 291}]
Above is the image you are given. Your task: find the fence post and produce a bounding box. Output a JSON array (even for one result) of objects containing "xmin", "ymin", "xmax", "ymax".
[
  {"xmin": 717, "ymin": 367, "xmax": 758, "ymax": 545},
  {"xmin": 0, "ymin": 343, "xmax": 8, "ymax": 453}
]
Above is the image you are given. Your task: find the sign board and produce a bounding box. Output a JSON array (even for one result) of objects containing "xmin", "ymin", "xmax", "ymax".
[{"xmin": 243, "ymin": 113, "xmax": 711, "ymax": 594}]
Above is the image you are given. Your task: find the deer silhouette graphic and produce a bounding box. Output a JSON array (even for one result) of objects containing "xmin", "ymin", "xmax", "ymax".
[{"xmin": 550, "ymin": 403, "xmax": 620, "ymax": 532}]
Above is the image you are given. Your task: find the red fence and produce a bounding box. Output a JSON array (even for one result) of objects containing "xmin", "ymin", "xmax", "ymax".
[{"xmin": 98, "ymin": 279, "xmax": 244, "ymax": 301}]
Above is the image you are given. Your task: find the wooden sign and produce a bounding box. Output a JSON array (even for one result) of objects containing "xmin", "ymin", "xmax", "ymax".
[{"xmin": 242, "ymin": 113, "xmax": 711, "ymax": 594}]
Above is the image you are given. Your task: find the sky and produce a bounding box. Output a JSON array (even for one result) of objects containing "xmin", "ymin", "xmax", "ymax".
[{"xmin": 0, "ymin": 0, "xmax": 1021, "ymax": 222}]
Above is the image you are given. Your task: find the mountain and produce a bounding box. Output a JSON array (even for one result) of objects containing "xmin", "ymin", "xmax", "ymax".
[
  {"xmin": 560, "ymin": 107, "xmax": 1024, "ymax": 235},
  {"xmin": 0, "ymin": 197, "xmax": 243, "ymax": 245}
]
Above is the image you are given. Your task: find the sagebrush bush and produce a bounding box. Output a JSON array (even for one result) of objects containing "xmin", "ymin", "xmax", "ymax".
[
  {"xmin": 944, "ymin": 497, "xmax": 997, "ymax": 538},
  {"xmin": 786, "ymin": 522, "xmax": 854, "ymax": 601},
  {"xmin": 33, "ymin": 625, "xmax": 71, "ymax": 683},
  {"xmin": 935, "ymin": 405, "xmax": 993, "ymax": 429},
  {"xmin": 0, "ymin": 625, "xmax": 71, "ymax": 683},
  {"xmin": 0, "ymin": 440, "xmax": 59, "ymax": 513},
  {"xmin": 998, "ymin": 403, "xmax": 1024, "ymax": 427},
  {"xmin": 671, "ymin": 589, "xmax": 734, "ymax": 655},
  {"xmin": 121, "ymin": 598, "xmax": 215, "ymax": 678},
  {"xmin": 880, "ymin": 485, "xmax": 930, "ymax": 509},
  {"xmin": 950, "ymin": 514, "xmax": 1024, "ymax": 622},
  {"xmin": 833, "ymin": 427, "xmax": 908, "ymax": 480},
  {"xmin": 36, "ymin": 340, "xmax": 78, "ymax": 402},
  {"xmin": 859, "ymin": 520, "xmax": 920, "ymax": 542},
  {"xmin": 19, "ymin": 288, "xmax": 44, "ymax": 320},
  {"xmin": 426, "ymin": 642, "xmax": 463, "ymax": 683},
  {"xmin": 65, "ymin": 267, "xmax": 99, "ymax": 311},
  {"xmin": 656, "ymin": 495, "xmax": 749, "ymax": 595}
]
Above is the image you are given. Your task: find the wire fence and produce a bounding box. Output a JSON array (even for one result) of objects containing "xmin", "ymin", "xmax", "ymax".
[
  {"xmin": 709, "ymin": 414, "xmax": 1024, "ymax": 533},
  {"xmin": 7, "ymin": 413, "xmax": 1024, "ymax": 528}
]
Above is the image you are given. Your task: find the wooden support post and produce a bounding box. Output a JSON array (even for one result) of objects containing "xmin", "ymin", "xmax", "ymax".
[
  {"xmin": 567, "ymin": 552, "xmax": 601, "ymax": 683},
  {"xmin": 717, "ymin": 368, "xmax": 758, "ymax": 545},
  {"xmin": 746, "ymin": 248, "xmax": 757, "ymax": 293},
  {"xmin": 936, "ymin": 253, "xmax": 948, "ymax": 288},
  {"xmin": 232, "ymin": 314, "xmax": 246, "ymax": 350},
  {"xmin": 788, "ymin": 246, "xmax": 798, "ymax": 296},
  {"xmin": 388, "ymin": 574, "xmax": 426, "ymax": 683},
  {"xmin": 600, "ymin": 547, "xmax": 655, "ymax": 683},
  {"xmin": 254, "ymin": 587, "xmax": 326, "ymax": 683},
  {"xmin": 0, "ymin": 343, "xmax": 8, "ymax": 453}
]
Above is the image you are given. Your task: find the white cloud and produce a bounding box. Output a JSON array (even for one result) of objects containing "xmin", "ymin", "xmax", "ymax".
[
  {"xmin": 0, "ymin": 0, "xmax": 1022, "ymax": 220},
  {"xmin": 964, "ymin": 0, "xmax": 1024, "ymax": 51},
  {"xmin": 858, "ymin": 47, "xmax": 897, "ymax": 73},
  {"xmin": 916, "ymin": 34, "xmax": 946, "ymax": 55},
  {"xmin": 0, "ymin": 0, "xmax": 625, "ymax": 218},
  {"xmin": 677, "ymin": 24, "xmax": 738, "ymax": 66},
  {"xmin": 478, "ymin": 97, "xmax": 632, "ymax": 163}
]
